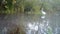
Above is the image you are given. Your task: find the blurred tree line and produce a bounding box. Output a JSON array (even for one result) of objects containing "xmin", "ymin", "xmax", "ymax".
[
  {"xmin": 0, "ymin": 0, "xmax": 16, "ymax": 14},
  {"xmin": 0, "ymin": 0, "xmax": 42, "ymax": 15},
  {"xmin": 0, "ymin": 0, "xmax": 60, "ymax": 15}
]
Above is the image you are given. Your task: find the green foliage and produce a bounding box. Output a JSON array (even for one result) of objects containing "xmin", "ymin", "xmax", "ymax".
[
  {"xmin": 1, "ymin": 0, "xmax": 60, "ymax": 14},
  {"xmin": 47, "ymin": 27, "xmax": 53, "ymax": 34},
  {"xmin": 23, "ymin": 0, "xmax": 42, "ymax": 14},
  {"xmin": 0, "ymin": 0, "xmax": 14, "ymax": 14},
  {"xmin": 0, "ymin": 0, "xmax": 42, "ymax": 15}
]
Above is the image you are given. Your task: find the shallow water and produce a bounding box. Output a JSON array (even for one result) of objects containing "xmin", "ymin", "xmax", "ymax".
[{"xmin": 0, "ymin": 10, "xmax": 60, "ymax": 34}]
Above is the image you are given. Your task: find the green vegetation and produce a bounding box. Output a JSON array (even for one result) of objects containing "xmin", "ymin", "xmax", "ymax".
[
  {"xmin": 0, "ymin": 0, "xmax": 15, "ymax": 14},
  {"xmin": 0, "ymin": 0, "xmax": 42, "ymax": 14},
  {"xmin": 47, "ymin": 27, "xmax": 53, "ymax": 34},
  {"xmin": 0, "ymin": 0, "xmax": 60, "ymax": 15}
]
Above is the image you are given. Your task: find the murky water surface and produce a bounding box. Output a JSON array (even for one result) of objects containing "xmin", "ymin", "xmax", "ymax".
[{"xmin": 0, "ymin": 10, "xmax": 60, "ymax": 34}]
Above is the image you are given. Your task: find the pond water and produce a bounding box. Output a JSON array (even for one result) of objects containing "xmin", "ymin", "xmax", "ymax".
[{"xmin": 0, "ymin": 8, "xmax": 60, "ymax": 34}]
